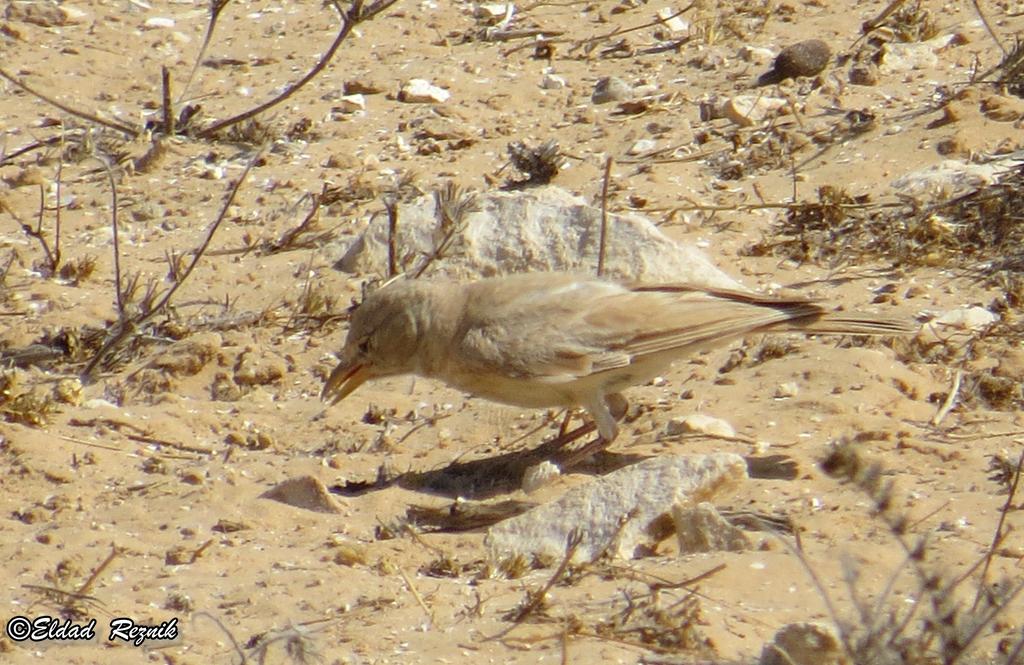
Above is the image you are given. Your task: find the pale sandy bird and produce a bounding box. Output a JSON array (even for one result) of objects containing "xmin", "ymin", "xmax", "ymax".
[{"xmin": 321, "ymin": 272, "xmax": 911, "ymax": 444}]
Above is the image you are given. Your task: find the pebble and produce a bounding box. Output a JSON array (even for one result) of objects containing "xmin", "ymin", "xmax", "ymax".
[
  {"xmin": 775, "ymin": 382, "xmax": 799, "ymax": 399},
  {"xmin": 592, "ymin": 76, "xmax": 632, "ymax": 104},
  {"xmin": 665, "ymin": 414, "xmax": 736, "ymax": 439},
  {"xmin": 848, "ymin": 63, "xmax": 879, "ymax": 86},
  {"xmin": 656, "ymin": 7, "xmax": 688, "ymax": 32},
  {"xmin": 143, "ymin": 16, "xmax": 175, "ymax": 29},
  {"xmin": 398, "ymin": 79, "xmax": 450, "ymax": 104},
  {"xmin": 627, "ymin": 138, "xmax": 658, "ymax": 155},
  {"xmin": 540, "ymin": 73, "xmax": 566, "ymax": 90},
  {"xmin": 721, "ymin": 94, "xmax": 788, "ymax": 127},
  {"xmin": 934, "ymin": 306, "xmax": 997, "ymax": 331},
  {"xmin": 758, "ymin": 39, "xmax": 831, "ymax": 85},
  {"xmin": 336, "ymin": 94, "xmax": 366, "ymax": 113},
  {"xmin": 760, "ymin": 622, "xmax": 844, "ymax": 665}
]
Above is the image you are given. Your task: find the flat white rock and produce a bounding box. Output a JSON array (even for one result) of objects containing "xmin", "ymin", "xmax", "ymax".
[
  {"xmin": 665, "ymin": 414, "xmax": 737, "ymax": 439},
  {"xmin": 935, "ymin": 306, "xmax": 997, "ymax": 331},
  {"xmin": 721, "ymin": 94, "xmax": 787, "ymax": 127},
  {"xmin": 485, "ymin": 453, "xmax": 748, "ymax": 564},
  {"xmin": 398, "ymin": 79, "xmax": 450, "ymax": 104}
]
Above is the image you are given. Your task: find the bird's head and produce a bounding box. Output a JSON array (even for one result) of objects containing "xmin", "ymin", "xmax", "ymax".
[{"xmin": 320, "ymin": 279, "xmax": 432, "ymax": 405}]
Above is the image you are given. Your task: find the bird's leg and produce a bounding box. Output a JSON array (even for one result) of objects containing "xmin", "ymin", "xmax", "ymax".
[
  {"xmin": 548, "ymin": 394, "xmax": 631, "ymax": 471},
  {"xmin": 556, "ymin": 409, "xmax": 576, "ymax": 438},
  {"xmin": 584, "ymin": 392, "xmax": 629, "ymax": 446},
  {"xmin": 606, "ymin": 392, "xmax": 629, "ymax": 423}
]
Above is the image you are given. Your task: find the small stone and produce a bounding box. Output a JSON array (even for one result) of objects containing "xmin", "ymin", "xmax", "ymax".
[
  {"xmin": 673, "ymin": 502, "xmax": 751, "ymax": 553},
  {"xmin": 879, "ymin": 34, "xmax": 956, "ymax": 73},
  {"xmin": 665, "ymin": 414, "xmax": 736, "ymax": 439},
  {"xmin": 179, "ymin": 471, "xmax": 204, "ymax": 485},
  {"xmin": 738, "ymin": 45, "xmax": 775, "ymax": 64},
  {"xmin": 774, "ymin": 382, "xmax": 799, "ymax": 399},
  {"xmin": 760, "ymin": 622, "xmax": 844, "ymax": 665},
  {"xmin": 260, "ymin": 476, "xmax": 343, "ymax": 514},
  {"xmin": 891, "ymin": 160, "xmax": 1007, "ymax": 198},
  {"xmin": 143, "ymin": 16, "xmax": 175, "ymax": 29},
  {"xmin": 540, "ymin": 73, "xmax": 566, "ymax": 90},
  {"xmin": 475, "ymin": 3, "xmax": 513, "ymax": 21},
  {"xmin": 336, "ymin": 94, "xmax": 366, "ymax": 113},
  {"xmin": 344, "ymin": 80, "xmax": 383, "ymax": 95},
  {"xmin": 656, "ymin": 7, "xmax": 688, "ymax": 32},
  {"xmin": 758, "ymin": 39, "xmax": 831, "ymax": 85},
  {"xmin": 848, "ymin": 63, "xmax": 879, "ymax": 86},
  {"xmin": 627, "ymin": 138, "xmax": 658, "ymax": 155},
  {"xmin": 398, "ymin": 79, "xmax": 450, "ymax": 104},
  {"xmin": 934, "ymin": 306, "xmax": 998, "ymax": 331},
  {"xmin": 522, "ymin": 460, "xmax": 561, "ymax": 494},
  {"xmin": 721, "ymin": 95, "xmax": 787, "ymax": 127},
  {"xmin": 592, "ymin": 76, "xmax": 632, "ymax": 104}
]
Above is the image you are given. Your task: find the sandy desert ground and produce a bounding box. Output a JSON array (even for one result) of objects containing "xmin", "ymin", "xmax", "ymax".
[{"xmin": 3, "ymin": 0, "xmax": 1024, "ymax": 663}]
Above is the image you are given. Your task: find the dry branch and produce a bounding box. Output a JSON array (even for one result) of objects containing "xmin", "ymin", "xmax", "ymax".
[
  {"xmin": 81, "ymin": 146, "xmax": 266, "ymax": 380},
  {"xmin": 195, "ymin": 0, "xmax": 398, "ymax": 139},
  {"xmin": 0, "ymin": 67, "xmax": 138, "ymax": 137}
]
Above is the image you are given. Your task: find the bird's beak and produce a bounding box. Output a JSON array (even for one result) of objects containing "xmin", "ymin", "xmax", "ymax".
[{"xmin": 320, "ymin": 361, "xmax": 373, "ymax": 405}]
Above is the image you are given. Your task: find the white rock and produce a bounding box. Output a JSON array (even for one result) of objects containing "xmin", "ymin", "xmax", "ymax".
[
  {"xmin": 738, "ymin": 44, "xmax": 775, "ymax": 63},
  {"xmin": 760, "ymin": 622, "xmax": 844, "ymax": 665},
  {"xmin": 475, "ymin": 3, "xmax": 513, "ymax": 20},
  {"xmin": 891, "ymin": 160, "xmax": 1010, "ymax": 198},
  {"xmin": 82, "ymin": 398, "xmax": 120, "ymax": 410},
  {"xmin": 143, "ymin": 16, "xmax": 175, "ymax": 29},
  {"xmin": 721, "ymin": 95, "xmax": 787, "ymax": 127},
  {"xmin": 398, "ymin": 79, "xmax": 450, "ymax": 104},
  {"xmin": 592, "ymin": 76, "xmax": 632, "ymax": 104},
  {"xmin": 540, "ymin": 73, "xmax": 566, "ymax": 90},
  {"xmin": 656, "ymin": 7, "xmax": 689, "ymax": 32},
  {"xmin": 673, "ymin": 502, "xmax": 751, "ymax": 553},
  {"xmin": 627, "ymin": 139, "xmax": 658, "ymax": 155},
  {"xmin": 61, "ymin": 5, "xmax": 89, "ymax": 21},
  {"xmin": 486, "ymin": 454, "xmax": 748, "ymax": 563},
  {"xmin": 336, "ymin": 94, "xmax": 366, "ymax": 113},
  {"xmin": 521, "ymin": 460, "xmax": 561, "ymax": 494},
  {"xmin": 334, "ymin": 185, "xmax": 745, "ymax": 288},
  {"xmin": 935, "ymin": 306, "xmax": 997, "ymax": 331},
  {"xmin": 880, "ymin": 33, "xmax": 957, "ymax": 73},
  {"xmin": 665, "ymin": 414, "xmax": 736, "ymax": 439},
  {"xmin": 259, "ymin": 476, "xmax": 343, "ymax": 514},
  {"xmin": 774, "ymin": 382, "xmax": 799, "ymax": 398}
]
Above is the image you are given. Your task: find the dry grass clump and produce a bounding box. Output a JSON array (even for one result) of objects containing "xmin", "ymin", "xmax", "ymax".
[
  {"xmin": 865, "ymin": 0, "xmax": 939, "ymax": 44},
  {"xmin": 749, "ymin": 165, "xmax": 1024, "ymax": 291},
  {"xmin": 815, "ymin": 442, "xmax": 1024, "ymax": 665},
  {"xmin": 995, "ymin": 39, "xmax": 1024, "ymax": 98},
  {"xmin": 0, "ymin": 369, "xmax": 56, "ymax": 426}
]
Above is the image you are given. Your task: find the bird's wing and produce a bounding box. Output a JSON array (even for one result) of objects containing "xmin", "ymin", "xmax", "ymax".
[
  {"xmin": 583, "ymin": 286, "xmax": 823, "ymax": 362},
  {"xmin": 457, "ymin": 279, "xmax": 830, "ymax": 382},
  {"xmin": 454, "ymin": 275, "xmax": 635, "ymax": 382}
]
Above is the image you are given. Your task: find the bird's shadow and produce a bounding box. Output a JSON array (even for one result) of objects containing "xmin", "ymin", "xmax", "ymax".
[{"xmin": 328, "ymin": 421, "xmax": 797, "ymax": 501}]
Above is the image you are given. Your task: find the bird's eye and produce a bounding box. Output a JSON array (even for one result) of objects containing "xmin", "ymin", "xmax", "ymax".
[{"xmin": 357, "ymin": 338, "xmax": 371, "ymax": 355}]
